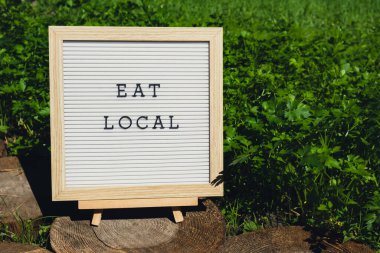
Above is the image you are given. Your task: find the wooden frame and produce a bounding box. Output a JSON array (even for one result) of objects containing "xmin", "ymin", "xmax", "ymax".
[
  {"xmin": 49, "ymin": 26, "xmax": 223, "ymax": 201},
  {"xmin": 79, "ymin": 197, "xmax": 199, "ymax": 225},
  {"xmin": 78, "ymin": 197, "xmax": 198, "ymax": 210}
]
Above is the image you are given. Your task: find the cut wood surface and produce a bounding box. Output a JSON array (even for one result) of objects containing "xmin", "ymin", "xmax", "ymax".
[
  {"xmin": 321, "ymin": 240, "xmax": 375, "ymax": 253},
  {"xmin": 0, "ymin": 241, "xmax": 51, "ymax": 253},
  {"xmin": 50, "ymin": 199, "xmax": 225, "ymax": 253},
  {"xmin": 217, "ymin": 226, "xmax": 375, "ymax": 253},
  {"xmin": 93, "ymin": 217, "xmax": 179, "ymax": 249},
  {"xmin": 0, "ymin": 156, "xmax": 42, "ymax": 224},
  {"xmin": 218, "ymin": 226, "xmax": 312, "ymax": 253},
  {"xmin": 50, "ymin": 216, "xmax": 122, "ymax": 253}
]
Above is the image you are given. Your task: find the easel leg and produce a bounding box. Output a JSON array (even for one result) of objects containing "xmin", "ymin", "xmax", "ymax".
[
  {"xmin": 91, "ymin": 209, "xmax": 103, "ymax": 226},
  {"xmin": 172, "ymin": 207, "xmax": 184, "ymax": 223}
]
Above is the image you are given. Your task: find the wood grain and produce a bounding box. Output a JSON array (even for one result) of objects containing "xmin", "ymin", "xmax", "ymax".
[
  {"xmin": 91, "ymin": 209, "xmax": 103, "ymax": 226},
  {"xmin": 78, "ymin": 197, "xmax": 198, "ymax": 209},
  {"xmin": 92, "ymin": 218, "xmax": 179, "ymax": 249},
  {"xmin": 50, "ymin": 199, "xmax": 225, "ymax": 253},
  {"xmin": 172, "ymin": 207, "xmax": 184, "ymax": 223}
]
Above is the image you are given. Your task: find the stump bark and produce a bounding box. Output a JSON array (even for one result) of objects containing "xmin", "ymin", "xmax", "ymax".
[
  {"xmin": 0, "ymin": 241, "xmax": 51, "ymax": 253},
  {"xmin": 217, "ymin": 226, "xmax": 375, "ymax": 253},
  {"xmin": 50, "ymin": 199, "xmax": 225, "ymax": 253},
  {"xmin": 218, "ymin": 226, "xmax": 312, "ymax": 253},
  {"xmin": 321, "ymin": 241, "xmax": 375, "ymax": 253},
  {"xmin": 0, "ymin": 156, "xmax": 42, "ymax": 224},
  {"xmin": 0, "ymin": 140, "xmax": 7, "ymax": 157}
]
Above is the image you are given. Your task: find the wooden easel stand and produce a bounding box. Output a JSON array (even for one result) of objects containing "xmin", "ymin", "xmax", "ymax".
[{"xmin": 78, "ymin": 197, "xmax": 198, "ymax": 226}]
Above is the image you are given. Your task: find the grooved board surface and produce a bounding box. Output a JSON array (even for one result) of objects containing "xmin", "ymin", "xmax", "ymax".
[{"xmin": 63, "ymin": 41, "xmax": 210, "ymax": 187}]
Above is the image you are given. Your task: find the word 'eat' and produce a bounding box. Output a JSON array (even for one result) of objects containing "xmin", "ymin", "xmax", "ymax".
[{"xmin": 116, "ymin": 83, "xmax": 160, "ymax": 97}]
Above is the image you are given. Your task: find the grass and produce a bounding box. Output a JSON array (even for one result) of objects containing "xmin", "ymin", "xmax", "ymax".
[{"xmin": 0, "ymin": 215, "xmax": 53, "ymax": 248}]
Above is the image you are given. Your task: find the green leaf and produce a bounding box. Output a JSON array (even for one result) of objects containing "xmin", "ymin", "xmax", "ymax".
[
  {"xmin": 285, "ymin": 103, "xmax": 311, "ymax": 121},
  {"xmin": 340, "ymin": 63, "xmax": 351, "ymax": 76},
  {"xmin": 0, "ymin": 125, "xmax": 8, "ymax": 134},
  {"xmin": 14, "ymin": 44, "xmax": 24, "ymax": 54},
  {"xmin": 325, "ymin": 156, "xmax": 340, "ymax": 169},
  {"xmin": 19, "ymin": 79, "xmax": 26, "ymax": 92},
  {"xmin": 230, "ymin": 153, "xmax": 250, "ymax": 166},
  {"xmin": 38, "ymin": 107, "xmax": 50, "ymax": 117},
  {"xmin": 318, "ymin": 204, "xmax": 328, "ymax": 211}
]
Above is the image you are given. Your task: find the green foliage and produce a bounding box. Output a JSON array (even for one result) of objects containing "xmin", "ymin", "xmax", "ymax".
[
  {"xmin": 221, "ymin": 200, "xmax": 265, "ymax": 235},
  {"xmin": 0, "ymin": 0, "xmax": 50, "ymax": 155},
  {"xmin": 0, "ymin": 216, "xmax": 53, "ymax": 248},
  {"xmin": 0, "ymin": 0, "xmax": 379, "ymax": 250},
  {"xmin": 221, "ymin": 201, "xmax": 242, "ymax": 235},
  {"xmin": 221, "ymin": 1, "xmax": 380, "ymax": 249}
]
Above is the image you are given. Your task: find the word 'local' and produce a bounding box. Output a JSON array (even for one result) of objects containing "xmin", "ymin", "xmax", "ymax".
[{"xmin": 103, "ymin": 83, "xmax": 179, "ymax": 130}]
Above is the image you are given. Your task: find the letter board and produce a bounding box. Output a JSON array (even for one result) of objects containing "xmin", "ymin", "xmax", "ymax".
[{"xmin": 49, "ymin": 27, "xmax": 223, "ymax": 201}]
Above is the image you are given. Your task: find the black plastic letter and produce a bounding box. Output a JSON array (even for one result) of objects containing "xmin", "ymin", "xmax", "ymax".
[
  {"xmin": 133, "ymin": 83, "xmax": 145, "ymax": 97},
  {"xmin": 149, "ymin": 83, "xmax": 160, "ymax": 97},
  {"xmin": 153, "ymin": 116, "xmax": 164, "ymax": 129},
  {"xmin": 116, "ymin": 84, "xmax": 127, "ymax": 97},
  {"xmin": 169, "ymin": 115, "xmax": 179, "ymax": 129},
  {"xmin": 104, "ymin": 116, "xmax": 114, "ymax": 130},
  {"xmin": 137, "ymin": 116, "xmax": 148, "ymax": 129},
  {"xmin": 119, "ymin": 116, "xmax": 132, "ymax": 129}
]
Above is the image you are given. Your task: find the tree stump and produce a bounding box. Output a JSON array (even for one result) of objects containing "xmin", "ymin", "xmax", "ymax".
[
  {"xmin": 321, "ymin": 241, "xmax": 375, "ymax": 253},
  {"xmin": 0, "ymin": 140, "xmax": 7, "ymax": 157},
  {"xmin": 218, "ymin": 226, "xmax": 376, "ymax": 253},
  {"xmin": 93, "ymin": 217, "xmax": 179, "ymax": 249},
  {"xmin": 218, "ymin": 226, "xmax": 312, "ymax": 253},
  {"xmin": 50, "ymin": 199, "xmax": 225, "ymax": 253},
  {"xmin": 0, "ymin": 156, "xmax": 42, "ymax": 224},
  {"xmin": 0, "ymin": 241, "xmax": 51, "ymax": 253}
]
